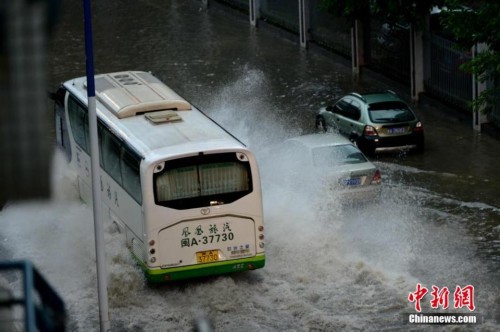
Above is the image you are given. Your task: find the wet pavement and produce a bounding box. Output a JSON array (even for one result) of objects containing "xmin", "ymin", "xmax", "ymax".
[
  {"xmin": 3, "ymin": 0, "xmax": 498, "ymax": 330},
  {"xmin": 48, "ymin": 0, "xmax": 500, "ymax": 207}
]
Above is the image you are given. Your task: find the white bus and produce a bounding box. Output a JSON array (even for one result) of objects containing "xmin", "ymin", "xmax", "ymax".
[{"xmin": 53, "ymin": 71, "xmax": 265, "ymax": 282}]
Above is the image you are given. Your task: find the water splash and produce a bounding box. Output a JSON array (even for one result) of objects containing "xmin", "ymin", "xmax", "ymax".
[{"xmin": 1, "ymin": 73, "xmax": 499, "ymax": 329}]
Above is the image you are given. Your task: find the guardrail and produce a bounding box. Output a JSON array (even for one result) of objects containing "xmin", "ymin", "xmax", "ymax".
[{"xmin": 0, "ymin": 260, "xmax": 66, "ymax": 332}]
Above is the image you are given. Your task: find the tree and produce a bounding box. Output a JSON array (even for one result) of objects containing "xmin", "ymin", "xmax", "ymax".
[
  {"xmin": 321, "ymin": 0, "xmax": 499, "ymax": 114},
  {"xmin": 440, "ymin": 0, "xmax": 500, "ymax": 114},
  {"xmin": 318, "ymin": 0, "xmax": 370, "ymax": 22},
  {"xmin": 319, "ymin": 0, "xmax": 444, "ymax": 27},
  {"xmin": 370, "ymin": 0, "xmax": 443, "ymax": 29}
]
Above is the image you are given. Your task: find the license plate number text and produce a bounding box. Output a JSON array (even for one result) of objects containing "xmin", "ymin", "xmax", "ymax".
[
  {"xmin": 387, "ymin": 127, "xmax": 406, "ymax": 134},
  {"xmin": 342, "ymin": 177, "xmax": 361, "ymax": 186},
  {"xmin": 196, "ymin": 250, "xmax": 219, "ymax": 263}
]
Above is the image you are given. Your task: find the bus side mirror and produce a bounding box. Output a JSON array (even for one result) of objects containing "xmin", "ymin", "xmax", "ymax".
[
  {"xmin": 326, "ymin": 105, "xmax": 333, "ymax": 112},
  {"xmin": 49, "ymin": 87, "xmax": 66, "ymax": 106}
]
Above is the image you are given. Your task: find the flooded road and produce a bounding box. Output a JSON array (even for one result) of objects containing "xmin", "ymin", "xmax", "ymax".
[{"xmin": 1, "ymin": 0, "xmax": 499, "ymax": 330}]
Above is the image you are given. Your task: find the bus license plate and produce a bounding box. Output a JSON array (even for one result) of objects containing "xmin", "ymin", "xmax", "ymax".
[{"xmin": 196, "ymin": 250, "xmax": 219, "ymax": 263}]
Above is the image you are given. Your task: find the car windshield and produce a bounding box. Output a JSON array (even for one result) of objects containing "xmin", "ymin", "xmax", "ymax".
[
  {"xmin": 312, "ymin": 144, "xmax": 367, "ymax": 167},
  {"xmin": 368, "ymin": 101, "xmax": 415, "ymax": 123}
]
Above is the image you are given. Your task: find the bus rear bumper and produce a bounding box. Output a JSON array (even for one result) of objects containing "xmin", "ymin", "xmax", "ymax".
[{"xmin": 142, "ymin": 254, "xmax": 265, "ymax": 283}]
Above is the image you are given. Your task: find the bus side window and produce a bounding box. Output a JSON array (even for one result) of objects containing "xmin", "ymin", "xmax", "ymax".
[
  {"xmin": 68, "ymin": 96, "xmax": 89, "ymax": 152},
  {"xmin": 121, "ymin": 147, "xmax": 142, "ymax": 204},
  {"xmin": 101, "ymin": 128, "xmax": 122, "ymax": 185},
  {"xmin": 98, "ymin": 123, "xmax": 104, "ymax": 166}
]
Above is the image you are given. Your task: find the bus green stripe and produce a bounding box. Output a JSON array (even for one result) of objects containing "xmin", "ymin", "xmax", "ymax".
[{"xmin": 134, "ymin": 254, "xmax": 265, "ymax": 283}]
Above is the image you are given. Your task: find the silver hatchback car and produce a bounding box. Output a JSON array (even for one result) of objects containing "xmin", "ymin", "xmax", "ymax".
[
  {"xmin": 316, "ymin": 91, "xmax": 424, "ymax": 155},
  {"xmin": 271, "ymin": 133, "xmax": 382, "ymax": 204}
]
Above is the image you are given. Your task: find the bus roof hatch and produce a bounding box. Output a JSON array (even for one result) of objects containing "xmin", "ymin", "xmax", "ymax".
[{"xmin": 90, "ymin": 71, "xmax": 192, "ymax": 119}]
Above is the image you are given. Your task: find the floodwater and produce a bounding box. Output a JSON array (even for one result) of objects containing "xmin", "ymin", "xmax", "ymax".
[{"xmin": 1, "ymin": 0, "xmax": 499, "ymax": 330}]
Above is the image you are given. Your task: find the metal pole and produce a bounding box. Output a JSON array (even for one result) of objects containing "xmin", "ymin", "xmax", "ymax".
[
  {"xmin": 351, "ymin": 20, "xmax": 359, "ymax": 76},
  {"xmin": 298, "ymin": 0, "xmax": 309, "ymax": 49},
  {"xmin": 249, "ymin": 0, "xmax": 259, "ymax": 27},
  {"xmin": 410, "ymin": 24, "xmax": 416, "ymax": 99},
  {"xmin": 410, "ymin": 24, "xmax": 424, "ymax": 103},
  {"xmin": 22, "ymin": 261, "xmax": 36, "ymax": 332},
  {"xmin": 83, "ymin": 0, "xmax": 110, "ymax": 330},
  {"xmin": 472, "ymin": 43, "xmax": 488, "ymax": 132}
]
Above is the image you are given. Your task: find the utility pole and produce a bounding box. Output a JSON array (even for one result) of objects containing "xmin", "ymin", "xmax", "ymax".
[{"xmin": 83, "ymin": 0, "xmax": 110, "ymax": 330}]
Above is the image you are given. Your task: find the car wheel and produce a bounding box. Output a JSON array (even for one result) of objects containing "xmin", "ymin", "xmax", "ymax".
[
  {"xmin": 416, "ymin": 139, "xmax": 425, "ymax": 153},
  {"xmin": 361, "ymin": 146, "xmax": 376, "ymax": 157},
  {"xmin": 357, "ymin": 139, "xmax": 375, "ymax": 156},
  {"xmin": 316, "ymin": 116, "xmax": 327, "ymax": 132},
  {"xmin": 348, "ymin": 132, "xmax": 359, "ymax": 143}
]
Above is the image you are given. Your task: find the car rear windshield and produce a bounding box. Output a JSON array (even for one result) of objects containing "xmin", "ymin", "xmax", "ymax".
[
  {"xmin": 368, "ymin": 101, "xmax": 416, "ymax": 123},
  {"xmin": 312, "ymin": 144, "xmax": 367, "ymax": 167},
  {"xmin": 154, "ymin": 153, "xmax": 252, "ymax": 209}
]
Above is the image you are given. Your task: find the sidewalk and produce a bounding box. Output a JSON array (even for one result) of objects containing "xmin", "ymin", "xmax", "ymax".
[{"xmin": 217, "ymin": 1, "xmax": 500, "ymax": 142}]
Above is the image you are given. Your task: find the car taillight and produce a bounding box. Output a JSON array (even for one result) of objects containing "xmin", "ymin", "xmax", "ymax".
[
  {"xmin": 413, "ymin": 121, "xmax": 423, "ymax": 132},
  {"xmin": 371, "ymin": 170, "xmax": 382, "ymax": 185},
  {"xmin": 363, "ymin": 125, "xmax": 378, "ymax": 137}
]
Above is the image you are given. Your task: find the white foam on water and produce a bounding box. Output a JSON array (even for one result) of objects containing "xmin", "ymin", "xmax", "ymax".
[{"xmin": 205, "ymin": 66, "xmax": 303, "ymax": 153}]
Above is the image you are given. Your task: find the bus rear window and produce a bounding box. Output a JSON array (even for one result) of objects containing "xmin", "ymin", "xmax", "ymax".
[{"xmin": 154, "ymin": 153, "xmax": 252, "ymax": 209}]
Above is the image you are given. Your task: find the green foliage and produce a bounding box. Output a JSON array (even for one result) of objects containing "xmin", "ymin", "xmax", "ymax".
[
  {"xmin": 318, "ymin": 0, "xmax": 370, "ymax": 22},
  {"xmin": 320, "ymin": 0, "xmax": 444, "ymax": 28},
  {"xmin": 441, "ymin": 0, "xmax": 500, "ymax": 113},
  {"xmin": 371, "ymin": 0, "xmax": 444, "ymax": 29},
  {"xmin": 440, "ymin": 0, "xmax": 500, "ymax": 52},
  {"xmin": 470, "ymin": 86, "xmax": 499, "ymax": 114},
  {"xmin": 320, "ymin": 0, "xmax": 499, "ymax": 114}
]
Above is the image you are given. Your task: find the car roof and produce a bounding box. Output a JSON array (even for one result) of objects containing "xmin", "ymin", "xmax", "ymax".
[
  {"xmin": 284, "ymin": 133, "xmax": 353, "ymax": 149},
  {"xmin": 348, "ymin": 91, "xmax": 403, "ymax": 105}
]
